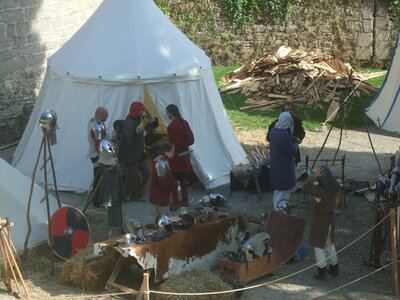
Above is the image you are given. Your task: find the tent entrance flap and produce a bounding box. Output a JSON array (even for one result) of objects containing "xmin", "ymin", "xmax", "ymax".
[{"xmin": 143, "ymin": 85, "xmax": 167, "ymax": 135}]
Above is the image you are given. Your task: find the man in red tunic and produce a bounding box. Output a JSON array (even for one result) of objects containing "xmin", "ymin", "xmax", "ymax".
[{"xmin": 166, "ymin": 104, "xmax": 194, "ymax": 209}]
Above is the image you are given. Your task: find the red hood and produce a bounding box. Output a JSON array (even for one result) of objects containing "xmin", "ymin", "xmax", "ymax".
[{"xmin": 129, "ymin": 102, "xmax": 145, "ymax": 118}]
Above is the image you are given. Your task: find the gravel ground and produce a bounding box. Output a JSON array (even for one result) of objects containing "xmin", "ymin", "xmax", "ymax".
[{"xmin": 1, "ymin": 126, "xmax": 400, "ymax": 299}]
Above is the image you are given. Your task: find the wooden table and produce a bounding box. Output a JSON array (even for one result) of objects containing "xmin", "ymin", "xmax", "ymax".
[{"xmin": 94, "ymin": 214, "xmax": 247, "ymax": 295}]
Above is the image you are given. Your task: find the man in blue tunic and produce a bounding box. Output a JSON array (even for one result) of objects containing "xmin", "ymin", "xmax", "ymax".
[{"xmin": 268, "ymin": 112, "xmax": 299, "ymax": 211}]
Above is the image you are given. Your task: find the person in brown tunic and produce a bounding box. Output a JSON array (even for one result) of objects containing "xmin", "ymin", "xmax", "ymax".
[{"xmin": 301, "ymin": 166, "xmax": 340, "ymax": 281}]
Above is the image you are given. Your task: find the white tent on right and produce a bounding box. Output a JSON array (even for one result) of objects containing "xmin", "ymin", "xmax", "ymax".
[{"xmin": 366, "ymin": 30, "xmax": 400, "ymax": 133}]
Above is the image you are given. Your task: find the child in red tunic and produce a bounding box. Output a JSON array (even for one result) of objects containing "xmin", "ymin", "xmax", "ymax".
[
  {"xmin": 166, "ymin": 104, "xmax": 194, "ymax": 208},
  {"xmin": 149, "ymin": 141, "xmax": 179, "ymax": 220}
]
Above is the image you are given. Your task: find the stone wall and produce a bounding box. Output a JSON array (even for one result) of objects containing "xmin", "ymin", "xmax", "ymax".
[
  {"xmin": 180, "ymin": 0, "xmax": 397, "ymax": 65},
  {"xmin": 0, "ymin": 0, "xmax": 398, "ymax": 144},
  {"xmin": 0, "ymin": 0, "xmax": 102, "ymax": 144}
]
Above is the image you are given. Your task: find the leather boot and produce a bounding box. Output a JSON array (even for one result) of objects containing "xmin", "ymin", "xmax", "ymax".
[
  {"xmin": 313, "ymin": 267, "xmax": 327, "ymax": 281},
  {"xmin": 328, "ymin": 263, "xmax": 339, "ymax": 276}
]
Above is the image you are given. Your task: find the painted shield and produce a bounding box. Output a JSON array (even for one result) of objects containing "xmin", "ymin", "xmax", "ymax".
[
  {"xmin": 50, "ymin": 206, "xmax": 90, "ymax": 259},
  {"xmin": 265, "ymin": 211, "xmax": 306, "ymax": 265}
]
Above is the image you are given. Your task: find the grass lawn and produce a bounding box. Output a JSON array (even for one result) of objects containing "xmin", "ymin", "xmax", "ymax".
[{"xmin": 212, "ymin": 65, "xmax": 387, "ymax": 131}]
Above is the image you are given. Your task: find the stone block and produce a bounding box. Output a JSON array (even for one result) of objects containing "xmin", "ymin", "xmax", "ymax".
[
  {"xmin": 375, "ymin": 17, "xmax": 389, "ymax": 31},
  {"xmin": 26, "ymin": 7, "xmax": 42, "ymax": 21},
  {"xmin": 27, "ymin": 53, "xmax": 45, "ymax": 67},
  {"xmin": 16, "ymin": 22, "xmax": 31, "ymax": 36},
  {"xmin": 375, "ymin": 42, "xmax": 392, "ymax": 59},
  {"xmin": 23, "ymin": 42, "xmax": 42, "ymax": 55},
  {"xmin": 64, "ymin": 12, "xmax": 78, "ymax": 26},
  {"xmin": 0, "ymin": 9, "xmax": 25, "ymax": 23},
  {"xmin": 355, "ymin": 46, "xmax": 372, "ymax": 60},
  {"xmin": 357, "ymin": 32, "xmax": 372, "ymax": 47},
  {"xmin": 0, "ymin": 37, "xmax": 13, "ymax": 49},
  {"xmin": 7, "ymin": 24, "xmax": 15, "ymax": 38},
  {"xmin": 31, "ymin": 19, "xmax": 51, "ymax": 34},
  {"xmin": 43, "ymin": 40, "xmax": 58, "ymax": 51},
  {"xmin": 0, "ymin": 0, "xmax": 17, "ymax": 10},
  {"xmin": 19, "ymin": 0, "xmax": 38, "ymax": 7},
  {"xmin": 0, "ymin": 60, "xmax": 14, "ymax": 76},
  {"xmin": 362, "ymin": 20, "xmax": 373, "ymax": 32},
  {"xmin": 375, "ymin": 1, "xmax": 388, "ymax": 18},
  {"xmin": 12, "ymin": 36, "xmax": 26, "ymax": 47},
  {"xmin": 0, "ymin": 47, "xmax": 21, "ymax": 61},
  {"xmin": 362, "ymin": 6, "xmax": 373, "ymax": 19}
]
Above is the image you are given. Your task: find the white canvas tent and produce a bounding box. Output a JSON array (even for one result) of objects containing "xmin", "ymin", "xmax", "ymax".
[
  {"xmin": 366, "ymin": 30, "xmax": 400, "ymax": 133},
  {"xmin": 0, "ymin": 157, "xmax": 57, "ymax": 252},
  {"xmin": 12, "ymin": 0, "xmax": 247, "ymax": 192}
]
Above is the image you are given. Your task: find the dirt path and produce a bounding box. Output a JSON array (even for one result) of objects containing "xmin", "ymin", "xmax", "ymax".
[{"xmin": 0, "ymin": 126, "xmax": 399, "ymax": 299}]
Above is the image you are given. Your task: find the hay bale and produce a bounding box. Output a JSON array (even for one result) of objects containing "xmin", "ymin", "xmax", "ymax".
[
  {"xmin": 60, "ymin": 246, "xmax": 119, "ymax": 291},
  {"xmin": 156, "ymin": 269, "xmax": 235, "ymax": 300}
]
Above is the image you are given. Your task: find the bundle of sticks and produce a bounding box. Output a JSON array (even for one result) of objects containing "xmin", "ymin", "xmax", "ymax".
[
  {"xmin": 243, "ymin": 143, "xmax": 269, "ymax": 165},
  {"xmin": 220, "ymin": 46, "xmax": 384, "ymax": 111},
  {"xmin": 0, "ymin": 217, "xmax": 30, "ymax": 298}
]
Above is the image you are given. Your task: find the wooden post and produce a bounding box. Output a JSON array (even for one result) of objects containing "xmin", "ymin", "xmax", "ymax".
[
  {"xmin": 390, "ymin": 208, "xmax": 398, "ymax": 296},
  {"xmin": 142, "ymin": 272, "xmax": 150, "ymax": 300}
]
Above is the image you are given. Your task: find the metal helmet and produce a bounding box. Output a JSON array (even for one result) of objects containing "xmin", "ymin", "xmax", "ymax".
[
  {"xmin": 158, "ymin": 215, "xmax": 173, "ymax": 234},
  {"xmin": 98, "ymin": 139, "xmax": 117, "ymax": 166},
  {"xmin": 39, "ymin": 110, "xmax": 58, "ymax": 130},
  {"xmin": 209, "ymin": 194, "xmax": 226, "ymax": 207},
  {"xmin": 277, "ymin": 199, "xmax": 291, "ymax": 214},
  {"xmin": 99, "ymin": 139, "xmax": 115, "ymax": 155},
  {"xmin": 92, "ymin": 122, "xmax": 106, "ymax": 140}
]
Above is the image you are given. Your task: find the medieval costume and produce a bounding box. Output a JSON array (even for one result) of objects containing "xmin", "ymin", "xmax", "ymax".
[
  {"xmin": 269, "ymin": 112, "xmax": 299, "ymax": 211},
  {"xmin": 97, "ymin": 139, "xmax": 124, "ymax": 238},
  {"xmin": 149, "ymin": 155, "xmax": 179, "ymax": 219},
  {"xmin": 167, "ymin": 116, "xmax": 194, "ymax": 207},
  {"xmin": 301, "ymin": 166, "xmax": 340, "ymax": 280},
  {"xmin": 87, "ymin": 108, "xmax": 108, "ymax": 207},
  {"xmin": 267, "ymin": 116, "xmax": 305, "ymax": 165},
  {"xmin": 118, "ymin": 102, "xmax": 158, "ymax": 201}
]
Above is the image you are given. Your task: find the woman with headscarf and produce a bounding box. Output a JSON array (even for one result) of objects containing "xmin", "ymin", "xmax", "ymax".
[
  {"xmin": 166, "ymin": 104, "xmax": 194, "ymax": 209},
  {"xmin": 268, "ymin": 112, "xmax": 299, "ymax": 211},
  {"xmin": 301, "ymin": 166, "xmax": 340, "ymax": 281}
]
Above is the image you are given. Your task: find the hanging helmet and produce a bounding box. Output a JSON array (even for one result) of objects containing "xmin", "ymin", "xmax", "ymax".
[
  {"xmin": 98, "ymin": 139, "xmax": 117, "ymax": 166},
  {"xmin": 277, "ymin": 199, "xmax": 291, "ymax": 214},
  {"xmin": 92, "ymin": 122, "xmax": 106, "ymax": 140},
  {"xmin": 39, "ymin": 110, "xmax": 58, "ymax": 130},
  {"xmin": 158, "ymin": 215, "xmax": 173, "ymax": 234}
]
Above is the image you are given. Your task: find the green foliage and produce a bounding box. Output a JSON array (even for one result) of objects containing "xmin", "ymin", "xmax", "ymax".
[
  {"xmin": 390, "ymin": 0, "xmax": 400, "ymax": 23},
  {"xmin": 212, "ymin": 64, "xmax": 241, "ymax": 89},
  {"xmin": 219, "ymin": 0, "xmax": 299, "ymax": 26}
]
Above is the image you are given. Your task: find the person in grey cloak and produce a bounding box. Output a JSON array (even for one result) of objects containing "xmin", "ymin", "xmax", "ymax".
[{"xmin": 268, "ymin": 112, "xmax": 299, "ymax": 211}]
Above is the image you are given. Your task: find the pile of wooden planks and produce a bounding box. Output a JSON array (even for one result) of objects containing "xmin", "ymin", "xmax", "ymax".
[{"xmin": 220, "ymin": 46, "xmax": 383, "ymax": 111}]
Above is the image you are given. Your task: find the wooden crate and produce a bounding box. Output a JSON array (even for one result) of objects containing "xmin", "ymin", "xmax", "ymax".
[{"xmin": 219, "ymin": 252, "xmax": 278, "ymax": 283}]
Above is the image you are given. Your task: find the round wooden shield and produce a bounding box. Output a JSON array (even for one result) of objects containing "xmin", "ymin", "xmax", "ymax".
[{"xmin": 50, "ymin": 206, "xmax": 90, "ymax": 259}]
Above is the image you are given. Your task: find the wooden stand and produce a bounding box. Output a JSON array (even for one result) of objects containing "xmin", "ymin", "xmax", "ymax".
[
  {"xmin": 219, "ymin": 252, "xmax": 278, "ymax": 283},
  {"xmin": 0, "ymin": 217, "xmax": 30, "ymax": 298},
  {"xmin": 105, "ymin": 255, "xmax": 150, "ymax": 300}
]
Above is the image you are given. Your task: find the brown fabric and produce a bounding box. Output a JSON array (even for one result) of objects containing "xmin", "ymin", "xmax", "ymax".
[
  {"xmin": 134, "ymin": 215, "xmax": 247, "ymax": 281},
  {"xmin": 125, "ymin": 160, "xmax": 150, "ymax": 199},
  {"xmin": 265, "ymin": 211, "xmax": 306, "ymax": 265},
  {"xmin": 302, "ymin": 175, "xmax": 340, "ymax": 248}
]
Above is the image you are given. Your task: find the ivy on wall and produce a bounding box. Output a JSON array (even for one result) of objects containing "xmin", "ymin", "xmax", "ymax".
[{"xmin": 219, "ymin": 0, "xmax": 299, "ymax": 26}]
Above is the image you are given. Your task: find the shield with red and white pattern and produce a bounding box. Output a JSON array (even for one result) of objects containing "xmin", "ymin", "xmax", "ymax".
[{"xmin": 50, "ymin": 206, "xmax": 90, "ymax": 259}]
